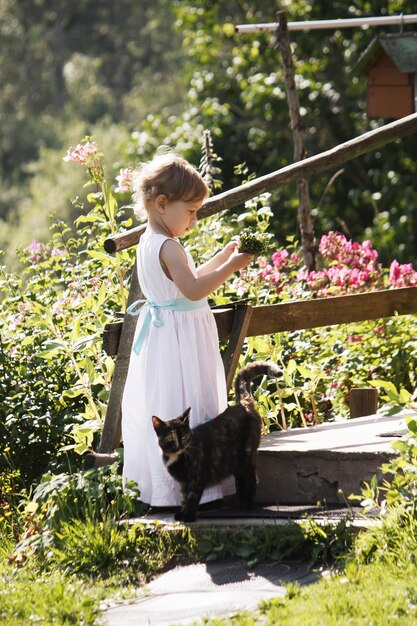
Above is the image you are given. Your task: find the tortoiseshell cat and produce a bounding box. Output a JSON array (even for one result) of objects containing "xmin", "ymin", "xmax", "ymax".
[{"xmin": 152, "ymin": 361, "xmax": 281, "ymax": 522}]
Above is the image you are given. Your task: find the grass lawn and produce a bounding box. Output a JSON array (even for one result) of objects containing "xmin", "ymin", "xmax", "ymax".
[
  {"xmin": 201, "ymin": 559, "xmax": 417, "ymax": 625},
  {"xmin": 2, "ymin": 512, "xmax": 417, "ymax": 626}
]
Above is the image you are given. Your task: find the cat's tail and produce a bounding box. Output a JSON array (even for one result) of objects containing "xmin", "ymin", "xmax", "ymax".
[{"xmin": 234, "ymin": 361, "xmax": 282, "ymax": 405}]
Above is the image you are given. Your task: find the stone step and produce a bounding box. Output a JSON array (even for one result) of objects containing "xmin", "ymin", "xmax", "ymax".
[{"xmin": 256, "ymin": 411, "xmax": 413, "ymax": 505}]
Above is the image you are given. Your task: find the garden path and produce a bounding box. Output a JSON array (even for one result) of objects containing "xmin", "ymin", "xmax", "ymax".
[{"xmin": 103, "ymin": 559, "xmax": 319, "ymax": 625}]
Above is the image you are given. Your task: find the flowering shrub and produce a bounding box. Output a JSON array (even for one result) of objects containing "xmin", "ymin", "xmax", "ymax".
[
  {"xmin": 228, "ymin": 230, "xmax": 417, "ymax": 303},
  {"xmin": 0, "ymin": 140, "xmax": 134, "ymax": 483}
]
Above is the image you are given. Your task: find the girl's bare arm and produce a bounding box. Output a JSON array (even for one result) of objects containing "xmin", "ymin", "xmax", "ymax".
[
  {"xmin": 160, "ymin": 240, "xmax": 252, "ymax": 301},
  {"xmin": 196, "ymin": 241, "xmax": 239, "ymax": 276}
]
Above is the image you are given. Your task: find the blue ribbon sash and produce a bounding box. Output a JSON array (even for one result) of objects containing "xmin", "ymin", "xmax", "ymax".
[{"xmin": 126, "ymin": 296, "xmax": 208, "ymax": 355}]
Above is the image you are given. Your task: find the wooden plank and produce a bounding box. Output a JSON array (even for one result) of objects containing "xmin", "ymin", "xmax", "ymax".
[
  {"xmin": 213, "ymin": 287, "xmax": 417, "ymax": 340},
  {"xmin": 221, "ymin": 305, "xmax": 253, "ymax": 393},
  {"xmin": 97, "ymin": 261, "xmax": 143, "ymax": 455},
  {"xmin": 104, "ymin": 112, "xmax": 417, "ymax": 253},
  {"xmin": 104, "ymin": 224, "xmax": 146, "ymax": 253}
]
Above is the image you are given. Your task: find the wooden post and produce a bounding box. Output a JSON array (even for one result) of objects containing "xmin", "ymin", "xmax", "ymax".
[
  {"xmin": 221, "ymin": 304, "xmax": 253, "ymax": 393},
  {"xmin": 350, "ymin": 388, "xmax": 378, "ymax": 419},
  {"xmin": 276, "ymin": 10, "xmax": 316, "ymax": 271},
  {"xmin": 84, "ymin": 260, "xmax": 144, "ymax": 469}
]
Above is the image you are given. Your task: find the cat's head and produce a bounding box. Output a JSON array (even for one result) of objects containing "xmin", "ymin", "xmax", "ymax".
[{"xmin": 152, "ymin": 407, "xmax": 192, "ymax": 463}]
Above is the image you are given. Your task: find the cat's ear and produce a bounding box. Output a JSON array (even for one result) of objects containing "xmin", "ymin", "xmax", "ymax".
[
  {"xmin": 152, "ymin": 415, "xmax": 166, "ymax": 433},
  {"xmin": 180, "ymin": 407, "xmax": 191, "ymax": 424}
]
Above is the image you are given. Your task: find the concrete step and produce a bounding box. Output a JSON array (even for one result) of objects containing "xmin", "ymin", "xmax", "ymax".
[{"xmin": 256, "ymin": 411, "xmax": 413, "ymax": 505}]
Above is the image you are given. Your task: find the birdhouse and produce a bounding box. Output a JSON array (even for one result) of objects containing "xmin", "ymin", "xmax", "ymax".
[{"xmin": 356, "ymin": 33, "xmax": 417, "ymax": 119}]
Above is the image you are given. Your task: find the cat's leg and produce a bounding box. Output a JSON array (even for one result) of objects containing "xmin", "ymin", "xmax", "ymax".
[
  {"xmin": 238, "ymin": 458, "xmax": 258, "ymax": 509},
  {"xmin": 243, "ymin": 463, "xmax": 258, "ymax": 509},
  {"xmin": 175, "ymin": 484, "xmax": 204, "ymax": 522},
  {"xmin": 234, "ymin": 468, "xmax": 246, "ymax": 507}
]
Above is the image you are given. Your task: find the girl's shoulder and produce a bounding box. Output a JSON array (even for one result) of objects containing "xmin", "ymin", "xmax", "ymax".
[
  {"xmin": 140, "ymin": 232, "xmax": 186, "ymax": 258},
  {"xmin": 142, "ymin": 230, "xmax": 180, "ymax": 244}
]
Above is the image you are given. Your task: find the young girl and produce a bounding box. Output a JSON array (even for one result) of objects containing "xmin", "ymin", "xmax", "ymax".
[{"xmin": 121, "ymin": 151, "xmax": 252, "ymax": 508}]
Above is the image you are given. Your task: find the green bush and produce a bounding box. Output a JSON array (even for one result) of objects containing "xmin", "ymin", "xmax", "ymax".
[{"xmin": 0, "ymin": 141, "xmax": 134, "ymax": 484}]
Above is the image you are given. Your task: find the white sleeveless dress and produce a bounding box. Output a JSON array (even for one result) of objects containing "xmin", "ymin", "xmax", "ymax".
[{"xmin": 121, "ymin": 231, "xmax": 234, "ymax": 506}]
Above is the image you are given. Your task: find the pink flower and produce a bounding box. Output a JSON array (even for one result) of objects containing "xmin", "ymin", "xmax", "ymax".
[
  {"xmin": 70, "ymin": 293, "xmax": 83, "ymax": 305},
  {"xmin": 63, "ymin": 141, "xmax": 99, "ymax": 166},
  {"xmin": 272, "ymin": 249, "xmax": 289, "ymax": 269},
  {"xmin": 389, "ymin": 259, "xmax": 417, "ymax": 287},
  {"xmin": 318, "ymin": 231, "xmax": 379, "ymax": 272},
  {"xmin": 52, "ymin": 297, "xmax": 67, "ymax": 317},
  {"xmin": 261, "ymin": 264, "xmax": 273, "ymax": 279},
  {"xmin": 347, "ymin": 335, "xmax": 364, "ymax": 343},
  {"xmin": 256, "ymin": 256, "xmax": 269, "ymax": 268},
  {"xmin": 18, "ymin": 302, "xmax": 32, "ymax": 315},
  {"xmin": 230, "ymin": 278, "xmax": 248, "ymax": 297},
  {"xmin": 51, "ymin": 248, "xmax": 66, "ymax": 257},
  {"xmin": 28, "ymin": 240, "xmax": 47, "ymax": 263},
  {"xmin": 8, "ymin": 315, "xmax": 24, "ymax": 330},
  {"xmin": 269, "ymin": 268, "xmax": 282, "ymax": 286},
  {"xmin": 115, "ymin": 168, "xmax": 133, "ymax": 193}
]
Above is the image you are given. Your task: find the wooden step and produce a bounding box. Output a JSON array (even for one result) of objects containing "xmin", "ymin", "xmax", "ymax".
[{"xmin": 256, "ymin": 411, "xmax": 413, "ymax": 505}]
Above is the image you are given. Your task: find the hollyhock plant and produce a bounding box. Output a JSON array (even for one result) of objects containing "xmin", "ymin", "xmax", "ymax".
[
  {"xmin": 63, "ymin": 137, "xmax": 128, "ymax": 307},
  {"xmin": 63, "ymin": 139, "xmax": 104, "ymax": 186},
  {"xmin": 63, "ymin": 140, "xmax": 100, "ymax": 166}
]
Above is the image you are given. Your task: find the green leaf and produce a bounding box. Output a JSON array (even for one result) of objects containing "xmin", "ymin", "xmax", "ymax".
[
  {"xmin": 369, "ymin": 380, "xmax": 398, "ymax": 394},
  {"xmin": 391, "ymin": 439, "xmax": 408, "ymax": 452},
  {"xmin": 21, "ymin": 335, "xmax": 37, "ymax": 347},
  {"xmin": 72, "ymin": 334, "xmax": 98, "ymax": 352},
  {"xmin": 96, "ymin": 282, "xmax": 108, "ymax": 307},
  {"xmin": 399, "ymin": 388, "xmax": 412, "ymax": 404},
  {"xmin": 61, "ymin": 388, "xmax": 85, "ymax": 399},
  {"xmin": 71, "ymin": 316, "xmax": 81, "ymax": 343},
  {"xmin": 286, "ymin": 359, "xmax": 297, "ymax": 375},
  {"xmin": 297, "ymin": 364, "xmax": 314, "ymax": 379},
  {"xmin": 80, "ymin": 356, "xmax": 96, "ymax": 381},
  {"xmin": 37, "ymin": 348, "xmax": 62, "ymax": 360},
  {"xmin": 406, "ymin": 417, "xmax": 417, "ymax": 434},
  {"xmin": 74, "ymin": 443, "xmax": 89, "ymax": 455},
  {"xmin": 106, "ymin": 190, "xmax": 118, "ymax": 222},
  {"xmin": 251, "ymin": 337, "xmax": 270, "ymax": 354},
  {"xmin": 85, "ymin": 250, "xmax": 114, "ymax": 262},
  {"xmin": 197, "ymin": 540, "xmax": 213, "ymax": 554},
  {"xmin": 283, "ymin": 402, "xmax": 298, "ymax": 411},
  {"xmin": 75, "ymin": 214, "xmax": 105, "ymax": 225},
  {"xmin": 236, "ymin": 545, "xmax": 255, "ymax": 558}
]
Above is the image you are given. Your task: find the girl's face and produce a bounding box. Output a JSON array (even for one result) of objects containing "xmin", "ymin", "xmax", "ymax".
[{"xmin": 160, "ymin": 197, "xmax": 202, "ymax": 238}]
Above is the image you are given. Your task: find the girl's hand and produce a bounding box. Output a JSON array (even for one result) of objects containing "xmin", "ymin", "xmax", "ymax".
[
  {"xmin": 221, "ymin": 240, "xmax": 239, "ymax": 260},
  {"xmin": 228, "ymin": 246, "xmax": 253, "ymax": 271}
]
